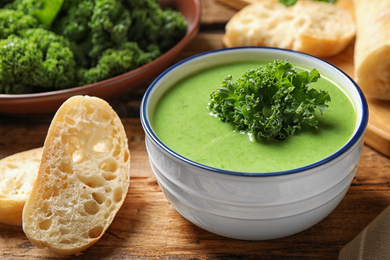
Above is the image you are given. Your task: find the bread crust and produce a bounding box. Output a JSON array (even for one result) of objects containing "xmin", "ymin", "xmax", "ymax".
[
  {"xmin": 22, "ymin": 96, "xmax": 130, "ymax": 255},
  {"xmin": 223, "ymin": 0, "xmax": 356, "ymax": 57},
  {"xmin": 0, "ymin": 148, "xmax": 42, "ymax": 226},
  {"xmin": 354, "ymin": 0, "xmax": 390, "ymax": 100}
]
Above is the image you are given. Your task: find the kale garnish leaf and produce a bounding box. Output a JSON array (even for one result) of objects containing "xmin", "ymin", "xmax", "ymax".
[{"xmin": 208, "ymin": 60, "xmax": 331, "ymax": 141}]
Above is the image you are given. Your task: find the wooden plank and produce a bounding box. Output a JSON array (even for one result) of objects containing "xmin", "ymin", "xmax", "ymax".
[
  {"xmin": 364, "ymin": 99, "xmax": 390, "ymax": 156},
  {"xmin": 1, "ymin": 118, "xmax": 390, "ymax": 259},
  {"xmin": 216, "ymin": 0, "xmax": 252, "ymax": 10},
  {"xmin": 1, "ymin": 1, "xmax": 390, "ymax": 258}
]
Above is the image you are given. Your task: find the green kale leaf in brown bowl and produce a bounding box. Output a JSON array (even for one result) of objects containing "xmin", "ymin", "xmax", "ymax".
[{"xmin": 0, "ymin": 0, "xmax": 200, "ymax": 115}]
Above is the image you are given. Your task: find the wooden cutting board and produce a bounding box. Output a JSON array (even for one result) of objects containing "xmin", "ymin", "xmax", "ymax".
[{"xmin": 217, "ymin": 0, "xmax": 390, "ymax": 157}]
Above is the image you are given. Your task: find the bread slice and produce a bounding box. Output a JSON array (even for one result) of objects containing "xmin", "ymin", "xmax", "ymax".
[
  {"xmin": 223, "ymin": 0, "xmax": 356, "ymax": 57},
  {"xmin": 217, "ymin": 0, "xmax": 355, "ymax": 17},
  {"xmin": 354, "ymin": 0, "xmax": 390, "ymax": 100},
  {"xmin": 0, "ymin": 147, "xmax": 43, "ymax": 226},
  {"xmin": 22, "ymin": 95, "xmax": 130, "ymax": 255}
]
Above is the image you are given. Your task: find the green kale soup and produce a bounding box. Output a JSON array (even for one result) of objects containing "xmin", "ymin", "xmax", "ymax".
[{"xmin": 152, "ymin": 61, "xmax": 357, "ymax": 173}]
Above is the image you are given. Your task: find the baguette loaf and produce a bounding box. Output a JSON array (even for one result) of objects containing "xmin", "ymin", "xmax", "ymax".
[
  {"xmin": 0, "ymin": 147, "xmax": 42, "ymax": 226},
  {"xmin": 217, "ymin": 0, "xmax": 355, "ymax": 16},
  {"xmin": 223, "ymin": 0, "xmax": 356, "ymax": 57},
  {"xmin": 22, "ymin": 96, "xmax": 130, "ymax": 255},
  {"xmin": 354, "ymin": 0, "xmax": 390, "ymax": 100}
]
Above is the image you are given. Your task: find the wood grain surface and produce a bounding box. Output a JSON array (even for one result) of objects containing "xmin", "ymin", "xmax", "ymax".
[
  {"xmin": 1, "ymin": 0, "xmax": 390, "ymax": 259},
  {"xmin": 1, "ymin": 117, "xmax": 390, "ymax": 259}
]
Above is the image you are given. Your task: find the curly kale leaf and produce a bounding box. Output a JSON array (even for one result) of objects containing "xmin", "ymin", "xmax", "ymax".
[
  {"xmin": 0, "ymin": 0, "xmax": 187, "ymax": 92},
  {"xmin": 52, "ymin": 0, "xmax": 132, "ymax": 64},
  {"xmin": 126, "ymin": 0, "xmax": 187, "ymax": 53},
  {"xmin": 78, "ymin": 42, "xmax": 159, "ymax": 86},
  {"xmin": 21, "ymin": 28, "xmax": 77, "ymax": 89},
  {"xmin": 50, "ymin": 0, "xmax": 95, "ymax": 68},
  {"xmin": 4, "ymin": 0, "xmax": 63, "ymax": 27},
  {"xmin": 279, "ymin": 0, "xmax": 336, "ymax": 7},
  {"xmin": 0, "ymin": 9, "xmax": 40, "ymax": 39},
  {"xmin": 53, "ymin": 0, "xmax": 186, "ymax": 77},
  {"xmin": 51, "ymin": 0, "xmax": 94, "ymax": 43},
  {"xmin": 208, "ymin": 60, "xmax": 331, "ymax": 141},
  {"xmin": 0, "ymin": 28, "xmax": 77, "ymax": 94},
  {"xmin": 88, "ymin": 0, "xmax": 132, "ymax": 59},
  {"xmin": 0, "ymin": 35, "xmax": 42, "ymax": 94}
]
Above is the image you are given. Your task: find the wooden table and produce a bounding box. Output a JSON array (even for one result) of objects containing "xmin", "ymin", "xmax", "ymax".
[{"xmin": 1, "ymin": 1, "xmax": 390, "ymax": 259}]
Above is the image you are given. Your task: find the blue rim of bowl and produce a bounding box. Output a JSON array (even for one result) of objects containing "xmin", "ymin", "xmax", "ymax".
[{"xmin": 140, "ymin": 47, "xmax": 369, "ymax": 177}]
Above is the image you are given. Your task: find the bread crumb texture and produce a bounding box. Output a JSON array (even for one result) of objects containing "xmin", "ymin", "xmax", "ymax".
[
  {"xmin": 22, "ymin": 96, "xmax": 130, "ymax": 255},
  {"xmin": 0, "ymin": 148, "xmax": 43, "ymax": 226},
  {"xmin": 224, "ymin": 0, "xmax": 356, "ymax": 57}
]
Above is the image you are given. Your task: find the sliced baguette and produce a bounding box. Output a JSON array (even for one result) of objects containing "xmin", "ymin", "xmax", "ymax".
[
  {"xmin": 217, "ymin": 0, "xmax": 355, "ymax": 16},
  {"xmin": 354, "ymin": 0, "xmax": 390, "ymax": 100},
  {"xmin": 0, "ymin": 147, "xmax": 43, "ymax": 226},
  {"xmin": 22, "ymin": 95, "xmax": 130, "ymax": 255},
  {"xmin": 223, "ymin": 0, "xmax": 356, "ymax": 57}
]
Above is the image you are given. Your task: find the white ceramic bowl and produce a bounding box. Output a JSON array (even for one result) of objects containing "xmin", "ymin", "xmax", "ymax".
[{"xmin": 140, "ymin": 47, "xmax": 368, "ymax": 240}]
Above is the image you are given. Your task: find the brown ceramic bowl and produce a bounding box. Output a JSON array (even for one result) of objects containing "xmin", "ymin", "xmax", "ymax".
[{"xmin": 0, "ymin": 0, "xmax": 200, "ymax": 115}]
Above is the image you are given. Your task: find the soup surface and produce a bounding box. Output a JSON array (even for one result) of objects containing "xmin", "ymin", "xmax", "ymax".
[{"xmin": 152, "ymin": 61, "xmax": 357, "ymax": 173}]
